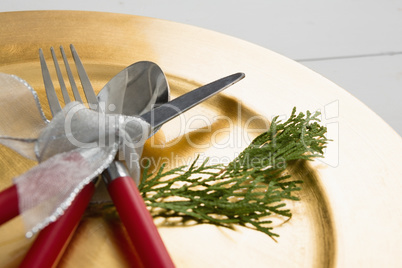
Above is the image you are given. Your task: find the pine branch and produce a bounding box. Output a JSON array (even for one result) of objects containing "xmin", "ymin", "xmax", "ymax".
[{"xmin": 137, "ymin": 108, "xmax": 329, "ymax": 240}]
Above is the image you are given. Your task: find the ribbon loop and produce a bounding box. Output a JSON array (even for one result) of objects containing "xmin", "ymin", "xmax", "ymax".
[{"xmin": 0, "ymin": 73, "xmax": 152, "ymax": 236}]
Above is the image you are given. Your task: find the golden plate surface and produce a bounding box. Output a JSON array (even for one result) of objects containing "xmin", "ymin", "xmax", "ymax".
[{"xmin": 0, "ymin": 11, "xmax": 401, "ymax": 267}]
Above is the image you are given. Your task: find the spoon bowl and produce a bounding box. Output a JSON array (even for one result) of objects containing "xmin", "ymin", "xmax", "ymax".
[
  {"xmin": 92, "ymin": 61, "xmax": 170, "ymax": 204},
  {"xmin": 98, "ymin": 61, "xmax": 170, "ymax": 135}
]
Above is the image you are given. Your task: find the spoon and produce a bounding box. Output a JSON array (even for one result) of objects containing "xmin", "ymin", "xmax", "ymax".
[
  {"xmin": 90, "ymin": 61, "xmax": 170, "ymax": 203},
  {"xmin": 96, "ymin": 60, "xmax": 174, "ymax": 267}
]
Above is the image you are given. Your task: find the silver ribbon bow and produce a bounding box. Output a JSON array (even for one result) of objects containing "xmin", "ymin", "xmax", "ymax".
[{"xmin": 0, "ymin": 73, "xmax": 151, "ymax": 237}]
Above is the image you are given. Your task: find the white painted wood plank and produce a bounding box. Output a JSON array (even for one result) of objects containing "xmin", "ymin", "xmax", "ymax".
[
  {"xmin": 302, "ymin": 54, "xmax": 402, "ymax": 135},
  {"xmin": 2, "ymin": 0, "xmax": 402, "ymax": 59}
]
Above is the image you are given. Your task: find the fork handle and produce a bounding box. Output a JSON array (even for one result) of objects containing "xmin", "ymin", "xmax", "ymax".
[
  {"xmin": 104, "ymin": 162, "xmax": 175, "ymax": 268},
  {"xmin": 0, "ymin": 184, "xmax": 19, "ymax": 225},
  {"xmin": 19, "ymin": 182, "xmax": 95, "ymax": 268}
]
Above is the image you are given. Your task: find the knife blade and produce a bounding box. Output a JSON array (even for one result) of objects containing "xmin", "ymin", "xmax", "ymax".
[{"xmin": 140, "ymin": 72, "xmax": 245, "ymax": 128}]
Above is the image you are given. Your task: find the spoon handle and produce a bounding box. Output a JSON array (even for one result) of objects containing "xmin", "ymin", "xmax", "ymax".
[{"xmin": 104, "ymin": 161, "xmax": 175, "ymax": 268}]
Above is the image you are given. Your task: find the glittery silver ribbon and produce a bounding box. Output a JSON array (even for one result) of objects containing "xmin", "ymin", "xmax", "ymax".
[{"xmin": 0, "ymin": 73, "xmax": 151, "ymax": 237}]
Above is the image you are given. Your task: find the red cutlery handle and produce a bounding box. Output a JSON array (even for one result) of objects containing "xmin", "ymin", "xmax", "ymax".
[
  {"xmin": 0, "ymin": 184, "xmax": 19, "ymax": 225},
  {"xmin": 107, "ymin": 176, "xmax": 174, "ymax": 268},
  {"xmin": 19, "ymin": 182, "xmax": 95, "ymax": 268}
]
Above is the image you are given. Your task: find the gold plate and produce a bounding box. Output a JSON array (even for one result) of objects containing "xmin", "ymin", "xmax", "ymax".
[{"xmin": 0, "ymin": 11, "xmax": 401, "ymax": 267}]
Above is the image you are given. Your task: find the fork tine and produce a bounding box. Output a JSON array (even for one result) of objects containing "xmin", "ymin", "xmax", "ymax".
[
  {"xmin": 41, "ymin": 45, "xmax": 96, "ymax": 117},
  {"xmin": 50, "ymin": 47, "xmax": 71, "ymax": 104},
  {"xmin": 60, "ymin": 46, "xmax": 83, "ymax": 103},
  {"xmin": 39, "ymin": 48, "xmax": 62, "ymax": 116},
  {"xmin": 70, "ymin": 44, "xmax": 99, "ymax": 112}
]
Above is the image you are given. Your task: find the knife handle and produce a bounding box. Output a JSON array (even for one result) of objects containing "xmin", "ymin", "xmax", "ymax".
[
  {"xmin": 19, "ymin": 182, "xmax": 95, "ymax": 268},
  {"xmin": 104, "ymin": 162, "xmax": 174, "ymax": 268},
  {"xmin": 0, "ymin": 184, "xmax": 19, "ymax": 225}
]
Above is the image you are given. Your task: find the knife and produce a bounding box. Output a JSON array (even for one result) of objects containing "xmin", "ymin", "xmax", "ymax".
[{"xmin": 141, "ymin": 72, "xmax": 245, "ymax": 128}]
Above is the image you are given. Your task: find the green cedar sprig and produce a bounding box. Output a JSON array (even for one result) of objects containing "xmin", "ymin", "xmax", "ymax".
[{"xmin": 138, "ymin": 108, "xmax": 329, "ymax": 240}]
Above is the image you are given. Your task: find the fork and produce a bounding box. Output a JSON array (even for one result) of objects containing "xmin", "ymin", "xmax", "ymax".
[
  {"xmin": 20, "ymin": 45, "xmax": 173, "ymax": 268},
  {"xmin": 17, "ymin": 47, "xmax": 103, "ymax": 268}
]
